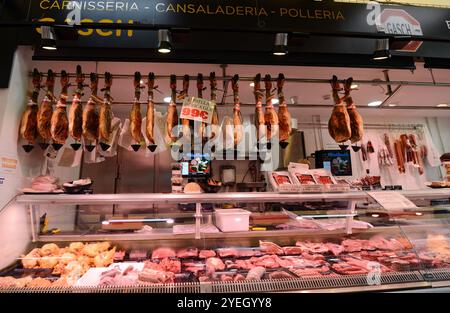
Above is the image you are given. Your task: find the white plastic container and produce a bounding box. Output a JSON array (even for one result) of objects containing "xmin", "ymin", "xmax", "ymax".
[{"xmin": 214, "ymin": 209, "xmax": 251, "ymax": 232}]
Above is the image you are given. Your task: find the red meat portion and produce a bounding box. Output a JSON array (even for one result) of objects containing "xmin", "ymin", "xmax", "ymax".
[
  {"xmin": 151, "ymin": 247, "xmax": 176, "ymax": 259},
  {"xmin": 199, "ymin": 250, "xmax": 216, "ymax": 258},
  {"xmin": 177, "ymin": 247, "xmax": 198, "ymax": 258}
]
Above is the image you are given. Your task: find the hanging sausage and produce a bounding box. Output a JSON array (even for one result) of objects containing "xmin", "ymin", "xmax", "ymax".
[
  {"xmin": 50, "ymin": 70, "xmax": 70, "ymax": 150},
  {"xmin": 254, "ymin": 73, "xmax": 265, "ymax": 148},
  {"xmin": 146, "ymin": 72, "xmax": 157, "ymax": 152},
  {"xmin": 68, "ymin": 65, "xmax": 85, "ymax": 151},
  {"xmin": 37, "ymin": 69, "xmax": 56, "ymax": 149},
  {"xmin": 166, "ymin": 74, "xmax": 179, "ymax": 145},
  {"xmin": 328, "ymin": 75, "xmax": 351, "ymax": 145},
  {"xmin": 231, "ymin": 74, "xmax": 243, "ymax": 148},
  {"xmin": 130, "ymin": 72, "xmax": 143, "ymax": 151},
  {"xmin": 277, "ymin": 73, "xmax": 292, "ymax": 149},
  {"xmin": 263, "ymin": 74, "xmax": 279, "ymax": 148},
  {"xmin": 82, "ymin": 73, "xmax": 100, "ymax": 151},
  {"xmin": 20, "ymin": 69, "xmax": 42, "ymax": 152}
]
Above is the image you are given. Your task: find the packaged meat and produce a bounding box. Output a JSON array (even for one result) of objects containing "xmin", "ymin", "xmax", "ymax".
[
  {"xmin": 268, "ymin": 171, "xmax": 294, "ymax": 192},
  {"xmin": 246, "ymin": 266, "xmax": 266, "ymax": 280}
]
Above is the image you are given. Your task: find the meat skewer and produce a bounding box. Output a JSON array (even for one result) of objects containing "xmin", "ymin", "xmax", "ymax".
[
  {"xmin": 130, "ymin": 72, "xmax": 143, "ymax": 151},
  {"xmin": 82, "ymin": 73, "xmax": 100, "ymax": 151},
  {"xmin": 209, "ymin": 72, "xmax": 220, "ymax": 141},
  {"xmin": 68, "ymin": 65, "xmax": 85, "ymax": 150},
  {"xmin": 37, "ymin": 69, "xmax": 56, "ymax": 149},
  {"xmin": 50, "ymin": 70, "xmax": 70, "ymax": 150},
  {"xmin": 343, "ymin": 77, "xmax": 364, "ymax": 143},
  {"xmin": 146, "ymin": 72, "xmax": 157, "ymax": 152},
  {"xmin": 165, "ymin": 74, "xmax": 179, "ymax": 145},
  {"xmin": 277, "ymin": 73, "xmax": 292, "ymax": 149},
  {"xmin": 254, "ymin": 73, "xmax": 265, "ymax": 147},
  {"xmin": 20, "ymin": 69, "xmax": 42, "ymax": 151},
  {"xmin": 179, "ymin": 75, "xmax": 191, "ymax": 141},
  {"xmin": 231, "ymin": 74, "xmax": 243, "ymax": 148},
  {"xmin": 264, "ymin": 74, "xmax": 279, "ymax": 144},
  {"xmin": 328, "ymin": 76, "xmax": 351, "ymax": 143},
  {"xmin": 99, "ymin": 72, "xmax": 114, "ymax": 151}
]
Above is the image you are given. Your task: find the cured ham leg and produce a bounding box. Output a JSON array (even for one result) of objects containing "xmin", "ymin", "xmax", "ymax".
[
  {"xmin": 130, "ymin": 72, "xmax": 143, "ymax": 151},
  {"xmin": 165, "ymin": 74, "xmax": 179, "ymax": 145},
  {"xmin": 37, "ymin": 69, "xmax": 56, "ymax": 146},
  {"xmin": 20, "ymin": 69, "xmax": 42, "ymax": 150},
  {"xmin": 254, "ymin": 74, "xmax": 265, "ymax": 145},
  {"xmin": 50, "ymin": 71, "xmax": 70, "ymax": 149},
  {"xmin": 82, "ymin": 73, "xmax": 100, "ymax": 151},
  {"xmin": 343, "ymin": 77, "xmax": 364, "ymax": 143},
  {"xmin": 99, "ymin": 72, "xmax": 114, "ymax": 150},
  {"xmin": 264, "ymin": 74, "xmax": 279, "ymax": 142},
  {"xmin": 146, "ymin": 72, "xmax": 157, "ymax": 152},
  {"xmin": 209, "ymin": 72, "xmax": 220, "ymax": 141},
  {"xmin": 328, "ymin": 76, "xmax": 351, "ymax": 143},
  {"xmin": 69, "ymin": 65, "xmax": 85, "ymax": 149},
  {"xmin": 179, "ymin": 75, "xmax": 191, "ymax": 140},
  {"xmin": 277, "ymin": 73, "xmax": 292, "ymax": 147},
  {"xmin": 196, "ymin": 73, "xmax": 207, "ymax": 143},
  {"xmin": 231, "ymin": 74, "xmax": 243, "ymax": 148}
]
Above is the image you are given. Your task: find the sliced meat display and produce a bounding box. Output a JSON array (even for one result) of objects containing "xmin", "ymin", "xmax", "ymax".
[
  {"xmin": 279, "ymin": 256, "xmax": 326, "ymax": 268},
  {"xmin": 259, "ymin": 240, "xmax": 284, "ymax": 255},
  {"xmin": 151, "ymin": 248, "xmax": 176, "ymax": 259},
  {"xmin": 199, "ymin": 250, "xmax": 216, "ymax": 259},
  {"xmin": 246, "ymin": 266, "xmax": 266, "ymax": 281},
  {"xmin": 368, "ymin": 236, "xmax": 405, "ymax": 251},
  {"xmin": 177, "ymin": 247, "xmax": 198, "ymax": 259}
]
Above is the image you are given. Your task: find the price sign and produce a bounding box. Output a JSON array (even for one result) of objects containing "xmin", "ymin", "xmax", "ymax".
[
  {"xmin": 180, "ymin": 97, "xmax": 215, "ymax": 124},
  {"xmin": 367, "ymin": 191, "xmax": 418, "ymax": 212}
]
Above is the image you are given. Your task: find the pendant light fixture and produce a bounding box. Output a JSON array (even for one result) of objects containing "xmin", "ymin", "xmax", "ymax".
[
  {"xmin": 273, "ymin": 33, "xmax": 288, "ymax": 56},
  {"xmin": 158, "ymin": 29, "xmax": 172, "ymax": 54},
  {"xmin": 373, "ymin": 38, "xmax": 391, "ymax": 61},
  {"xmin": 41, "ymin": 26, "xmax": 57, "ymax": 50}
]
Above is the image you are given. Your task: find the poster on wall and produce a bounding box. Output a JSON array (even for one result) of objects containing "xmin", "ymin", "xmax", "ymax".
[{"xmin": 0, "ymin": 152, "xmax": 19, "ymax": 211}]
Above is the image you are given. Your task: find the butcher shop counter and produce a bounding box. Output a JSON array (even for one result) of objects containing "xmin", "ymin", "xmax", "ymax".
[{"xmin": 1, "ymin": 189, "xmax": 450, "ymax": 293}]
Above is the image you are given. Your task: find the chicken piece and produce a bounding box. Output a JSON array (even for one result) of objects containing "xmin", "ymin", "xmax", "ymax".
[
  {"xmin": 12, "ymin": 276, "xmax": 33, "ymax": 288},
  {"xmin": 264, "ymin": 74, "xmax": 279, "ymax": 141},
  {"xmin": 21, "ymin": 248, "xmax": 40, "ymax": 269},
  {"xmin": 328, "ymin": 76, "xmax": 351, "ymax": 143},
  {"xmin": 20, "ymin": 69, "xmax": 41, "ymax": 144},
  {"xmin": 99, "ymin": 72, "xmax": 114, "ymax": 142},
  {"xmin": 37, "ymin": 69, "xmax": 56, "ymax": 140},
  {"xmin": 38, "ymin": 256, "xmax": 59, "ymax": 269},
  {"xmin": 68, "ymin": 242, "xmax": 85, "ymax": 254},
  {"xmin": 93, "ymin": 247, "xmax": 116, "ymax": 268},
  {"xmin": 59, "ymin": 252, "xmax": 77, "ymax": 266},
  {"xmin": 27, "ymin": 277, "xmax": 53, "ymax": 288},
  {"xmin": 39, "ymin": 243, "xmax": 60, "ymax": 256},
  {"xmin": 277, "ymin": 73, "xmax": 292, "ymax": 142},
  {"xmin": 82, "ymin": 242, "xmax": 110, "ymax": 257},
  {"xmin": 0, "ymin": 276, "xmax": 18, "ymax": 288}
]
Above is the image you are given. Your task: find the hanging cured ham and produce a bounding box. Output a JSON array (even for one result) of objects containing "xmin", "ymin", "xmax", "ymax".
[
  {"xmin": 166, "ymin": 75, "xmax": 179, "ymax": 144},
  {"xmin": 264, "ymin": 74, "xmax": 279, "ymax": 143},
  {"xmin": 328, "ymin": 75, "xmax": 351, "ymax": 143},
  {"xmin": 197, "ymin": 73, "xmax": 207, "ymax": 143},
  {"xmin": 231, "ymin": 74, "xmax": 243, "ymax": 147},
  {"xmin": 277, "ymin": 73, "xmax": 292, "ymax": 148},
  {"xmin": 179, "ymin": 75, "xmax": 191, "ymax": 140},
  {"xmin": 50, "ymin": 70, "xmax": 70, "ymax": 149},
  {"xmin": 209, "ymin": 72, "xmax": 220, "ymax": 140},
  {"xmin": 254, "ymin": 74, "xmax": 265, "ymax": 146},
  {"xmin": 343, "ymin": 77, "xmax": 364, "ymax": 143},
  {"xmin": 99, "ymin": 72, "xmax": 114, "ymax": 150},
  {"xmin": 20, "ymin": 69, "xmax": 42, "ymax": 151},
  {"xmin": 146, "ymin": 72, "xmax": 157, "ymax": 152},
  {"xmin": 82, "ymin": 73, "xmax": 100, "ymax": 151},
  {"xmin": 68, "ymin": 65, "xmax": 85, "ymax": 149},
  {"xmin": 37, "ymin": 69, "xmax": 56, "ymax": 146},
  {"xmin": 130, "ymin": 72, "xmax": 143, "ymax": 151}
]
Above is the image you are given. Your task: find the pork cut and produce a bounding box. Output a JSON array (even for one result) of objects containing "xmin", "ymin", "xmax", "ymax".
[
  {"xmin": 99, "ymin": 72, "xmax": 114, "ymax": 143},
  {"xmin": 20, "ymin": 69, "xmax": 41, "ymax": 144},
  {"xmin": 37, "ymin": 69, "xmax": 56, "ymax": 141},
  {"xmin": 146, "ymin": 72, "xmax": 156, "ymax": 145},
  {"xmin": 231, "ymin": 74, "xmax": 243, "ymax": 147},
  {"xmin": 277, "ymin": 73, "xmax": 292, "ymax": 143},
  {"xmin": 176, "ymin": 247, "xmax": 198, "ymax": 259},
  {"xmin": 165, "ymin": 75, "xmax": 179, "ymax": 144},
  {"xmin": 328, "ymin": 75, "xmax": 351, "ymax": 143},
  {"xmin": 130, "ymin": 72, "xmax": 143, "ymax": 144},
  {"xmin": 151, "ymin": 247, "xmax": 176, "ymax": 259},
  {"xmin": 259, "ymin": 240, "xmax": 284, "ymax": 255},
  {"xmin": 264, "ymin": 74, "xmax": 279, "ymax": 141},
  {"xmin": 253, "ymin": 74, "xmax": 265, "ymax": 143},
  {"xmin": 245, "ymin": 266, "xmax": 265, "ymax": 280},
  {"xmin": 69, "ymin": 65, "xmax": 84, "ymax": 142},
  {"xmin": 82, "ymin": 73, "xmax": 100, "ymax": 142},
  {"xmin": 199, "ymin": 250, "xmax": 216, "ymax": 259},
  {"xmin": 51, "ymin": 71, "xmax": 70, "ymax": 144},
  {"xmin": 343, "ymin": 77, "xmax": 364, "ymax": 143}
]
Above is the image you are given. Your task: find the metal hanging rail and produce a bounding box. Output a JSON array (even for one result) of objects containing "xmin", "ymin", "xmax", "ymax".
[
  {"xmin": 28, "ymin": 71, "xmax": 450, "ymax": 87},
  {"xmin": 295, "ymin": 122, "xmax": 424, "ymax": 130}
]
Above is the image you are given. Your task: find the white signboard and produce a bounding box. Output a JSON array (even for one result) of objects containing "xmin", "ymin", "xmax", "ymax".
[
  {"xmin": 180, "ymin": 97, "xmax": 215, "ymax": 124},
  {"xmin": 368, "ymin": 191, "xmax": 418, "ymax": 211}
]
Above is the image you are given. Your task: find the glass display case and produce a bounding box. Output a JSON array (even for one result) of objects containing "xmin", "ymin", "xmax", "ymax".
[{"xmin": 1, "ymin": 189, "xmax": 450, "ymax": 292}]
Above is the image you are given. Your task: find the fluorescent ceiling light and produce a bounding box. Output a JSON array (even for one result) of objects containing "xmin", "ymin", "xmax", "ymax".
[{"xmin": 437, "ymin": 103, "xmax": 449, "ymax": 107}]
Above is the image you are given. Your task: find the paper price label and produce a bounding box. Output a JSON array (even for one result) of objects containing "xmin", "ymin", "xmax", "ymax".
[
  {"xmin": 180, "ymin": 97, "xmax": 215, "ymax": 124},
  {"xmin": 367, "ymin": 191, "xmax": 418, "ymax": 212}
]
